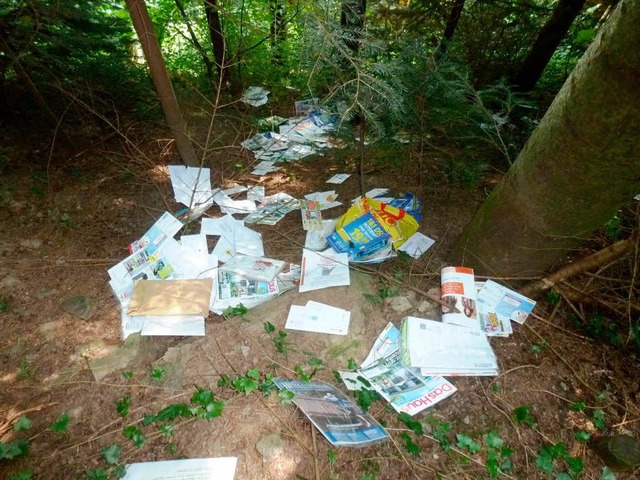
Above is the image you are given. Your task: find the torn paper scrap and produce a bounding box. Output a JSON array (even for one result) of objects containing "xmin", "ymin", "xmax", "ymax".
[
  {"xmin": 168, "ymin": 165, "xmax": 214, "ymax": 207},
  {"xmin": 304, "ymin": 191, "xmax": 342, "ymax": 211},
  {"xmin": 241, "ymin": 86, "xmax": 270, "ymax": 107},
  {"xmin": 127, "ymin": 279, "xmax": 213, "ymax": 316},
  {"xmin": 326, "ymin": 173, "xmax": 351, "ymax": 184},
  {"xmin": 397, "ymin": 232, "xmax": 435, "ymax": 259}
]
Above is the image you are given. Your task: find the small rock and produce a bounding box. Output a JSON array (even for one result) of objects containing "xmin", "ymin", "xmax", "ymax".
[
  {"xmin": 240, "ymin": 345, "xmax": 250, "ymax": 359},
  {"xmin": 386, "ymin": 296, "xmax": 413, "ymax": 313},
  {"xmin": 462, "ymin": 415, "xmax": 471, "ymax": 425},
  {"xmin": 38, "ymin": 321, "xmax": 59, "ymax": 341},
  {"xmin": 87, "ymin": 334, "xmax": 141, "ymax": 382},
  {"xmin": 20, "ymin": 239, "xmax": 42, "ymax": 250},
  {"xmin": 256, "ymin": 432, "xmax": 284, "ymax": 459},
  {"xmin": 61, "ymin": 295, "xmax": 97, "ymax": 320},
  {"xmin": 0, "ymin": 273, "xmax": 23, "ymax": 291}
]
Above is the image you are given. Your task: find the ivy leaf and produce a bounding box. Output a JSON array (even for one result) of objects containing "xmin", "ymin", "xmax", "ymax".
[
  {"xmin": 535, "ymin": 449, "xmax": 555, "ymax": 474},
  {"xmin": 246, "ymin": 368, "xmax": 261, "ymax": 380},
  {"xmin": 233, "ymin": 376, "xmax": 258, "ymax": 395},
  {"xmin": 123, "ymin": 425, "xmax": 145, "ymax": 448},
  {"xmin": 593, "ymin": 410, "xmax": 606, "ymax": 430},
  {"xmin": 84, "ymin": 468, "xmax": 109, "ymax": 480},
  {"xmin": 199, "ymin": 399, "xmax": 224, "ymax": 420},
  {"xmin": 456, "ymin": 433, "xmax": 481, "ymax": 454},
  {"xmin": 556, "ymin": 472, "xmax": 573, "ymax": 480},
  {"xmin": 9, "ymin": 470, "xmax": 33, "ymax": 480},
  {"xmin": 347, "ymin": 358, "xmax": 358, "ymax": 370},
  {"xmin": 486, "ymin": 450, "xmax": 500, "ymax": 478},
  {"xmin": 513, "ymin": 405, "xmax": 536, "ymax": 426},
  {"xmin": 263, "ymin": 321, "xmax": 275, "ymax": 333},
  {"xmin": 354, "ymin": 388, "xmax": 380, "ymax": 413},
  {"xmin": 399, "ymin": 412, "xmax": 424, "ymax": 436},
  {"xmin": 400, "ymin": 432, "xmax": 421, "ymax": 455},
  {"xmin": 13, "ymin": 415, "xmax": 33, "ymax": 431},
  {"xmin": 308, "ymin": 357, "xmax": 324, "ymax": 367},
  {"xmin": 149, "ymin": 404, "xmax": 193, "ymax": 423},
  {"xmin": 574, "ymin": 430, "xmax": 590, "ymax": 442},
  {"xmin": 327, "ymin": 448, "xmax": 337, "ymax": 465},
  {"xmin": 568, "ymin": 401, "xmax": 586, "ymax": 412},
  {"xmin": 116, "ymin": 396, "xmax": 131, "ymax": 418},
  {"xmin": 278, "ymin": 389, "xmax": 295, "ymax": 404},
  {"xmin": 100, "ymin": 443, "xmax": 122, "ymax": 465},
  {"xmin": 112, "ymin": 464, "xmax": 126, "ymax": 479},
  {"xmin": 566, "ymin": 456, "xmax": 584, "ymax": 476},
  {"xmin": 51, "ymin": 412, "xmax": 70, "ymax": 433},
  {"xmin": 192, "ymin": 388, "xmax": 215, "ymax": 406},
  {"xmin": 600, "ymin": 466, "xmax": 617, "ymax": 480},
  {"xmin": 0, "ymin": 440, "xmax": 29, "ymax": 459},
  {"xmin": 158, "ymin": 424, "xmax": 174, "ymax": 438},
  {"xmin": 484, "ymin": 431, "xmax": 504, "ymax": 449}
]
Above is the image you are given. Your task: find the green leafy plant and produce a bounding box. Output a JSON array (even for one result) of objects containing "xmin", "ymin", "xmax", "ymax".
[
  {"xmin": 0, "ymin": 440, "xmax": 29, "ymax": 460},
  {"xmin": 122, "ymin": 425, "xmax": 145, "ymax": 448},
  {"xmin": 9, "ymin": 470, "xmax": 33, "ymax": 480},
  {"xmin": 535, "ymin": 442, "xmax": 583, "ymax": 478},
  {"xmin": 51, "ymin": 412, "xmax": 70, "ymax": 433},
  {"xmin": 568, "ymin": 401, "xmax": 586, "ymax": 412},
  {"xmin": 272, "ymin": 330, "xmax": 289, "ymax": 354},
  {"xmin": 347, "ymin": 358, "xmax": 358, "ymax": 370},
  {"xmin": 483, "ymin": 431, "xmax": 513, "ymax": 478},
  {"xmin": 13, "ymin": 415, "xmax": 33, "ymax": 432},
  {"xmin": 224, "ymin": 304, "xmax": 248, "ymax": 317},
  {"xmin": 398, "ymin": 412, "xmax": 423, "ymax": 436},
  {"xmin": 116, "ymin": 396, "xmax": 131, "ymax": 418},
  {"xmin": 263, "ymin": 321, "xmax": 276, "ymax": 333},
  {"xmin": 0, "ymin": 294, "xmax": 10, "ymax": 312},
  {"xmin": 574, "ymin": 430, "xmax": 590, "ymax": 443},
  {"xmin": 400, "ymin": 432, "xmax": 421, "ymax": 455},
  {"xmin": 121, "ymin": 371, "xmax": 133, "ymax": 380},
  {"xmin": 428, "ymin": 418, "xmax": 452, "ymax": 452},
  {"xmin": 513, "ymin": 405, "xmax": 537, "ymax": 427},
  {"xmin": 600, "ymin": 466, "xmax": 616, "ymax": 480},
  {"xmin": 593, "ymin": 410, "xmax": 606, "ymax": 430},
  {"xmin": 151, "ymin": 366, "xmax": 166, "ymax": 383},
  {"xmin": 456, "ymin": 433, "xmax": 481, "ymax": 454},
  {"xmin": 531, "ymin": 341, "xmax": 548, "ymax": 353},
  {"xmin": 278, "ymin": 389, "xmax": 295, "ymax": 405},
  {"xmin": 353, "ymin": 388, "xmax": 381, "ymax": 413}
]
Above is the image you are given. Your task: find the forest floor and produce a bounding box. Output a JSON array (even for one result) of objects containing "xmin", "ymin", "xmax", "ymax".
[{"xmin": 0, "ymin": 101, "xmax": 639, "ymax": 480}]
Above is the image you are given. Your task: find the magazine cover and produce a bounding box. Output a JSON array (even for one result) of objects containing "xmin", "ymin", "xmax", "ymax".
[
  {"xmin": 477, "ymin": 279, "xmax": 537, "ymax": 325},
  {"xmin": 357, "ymin": 323, "xmax": 456, "ymax": 416},
  {"xmin": 440, "ymin": 266, "xmax": 480, "ymax": 330},
  {"xmin": 273, "ymin": 380, "xmax": 389, "ymax": 447},
  {"xmin": 326, "ymin": 213, "xmax": 391, "ymax": 261}
]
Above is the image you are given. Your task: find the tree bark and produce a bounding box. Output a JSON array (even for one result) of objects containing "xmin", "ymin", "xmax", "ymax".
[
  {"xmin": 435, "ymin": 0, "xmax": 466, "ymax": 56},
  {"xmin": 450, "ymin": 0, "xmax": 640, "ymax": 277},
  {"xmin": 173, "ymin": 0, "xmax": 215, "ymax": 85},
  {"xmin": 125, "ymin": 0, "xmax": 198, "ymax": 166},
  {"xmin": 203, "ymin": 0, "xmax": 229, "ymax": 85},
  {"xmin": 513, "ymin": 0, "xmax": 587, "ymax": 92},
  {"xmin": 340, "ymin": 0, "xmax": 367, "ymax": 52}
]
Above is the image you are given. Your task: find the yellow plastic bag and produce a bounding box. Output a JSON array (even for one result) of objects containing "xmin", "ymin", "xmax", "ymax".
[{"xmin": 336, "ymin": 198, "xmax": 419, "ymax": 248}]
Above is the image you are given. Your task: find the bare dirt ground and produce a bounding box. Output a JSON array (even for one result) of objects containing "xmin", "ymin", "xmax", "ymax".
[{"xmin": 0, "ymin": 115, "xmax": 639, "ymax": 480}]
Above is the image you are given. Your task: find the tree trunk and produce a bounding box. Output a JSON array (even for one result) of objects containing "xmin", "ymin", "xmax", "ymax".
[
  {"xmin": 513, "ymin": 0, "xmax": 587, "ymax": 92},
  {"xmin": 340, "ymin": 0, "xmax": 367, "ymax": 52},
  {"xmin": 450, "ymin": 0, "xmax": 640, "ymax": 277},
  {"xmin": 125, "ymin": 0, "xmax": 198, "ymax": 167},
  {"xmin": 435, "ymin": 0, "xmax": 466, "ymax": 56},
  {"xmin": 203, "ymin": 0, "xmax": 229, "ymax": 85},
  {"xmin": 270, "ymin": 0, "xmax": 286, "ymax": 66}
]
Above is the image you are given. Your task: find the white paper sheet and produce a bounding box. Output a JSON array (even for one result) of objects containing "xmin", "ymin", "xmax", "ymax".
[
  {"xmin": 326, "ymin": 173, "xmax": 351, "ymax": 184},
  {"xmin": 285, "ymin": 301, "xmax": 351, "ymax": 335},
  {"xmin": 397, "ymin": 232, "xmax": 436, "ymax": 259},
  {"xmin": 140, "ymin": 315, "xmax": 205, "ymax": 336},
  {"xmin": 122, "ymin": 457, "xmax": 237, "ymax": 480},
  {"xmin": 168, "ymin": 165, "xmax": 214, "ymax": 207},
  {"xmin": 299, "ymin": 249, "xmax": 350, "ymax": 293}
]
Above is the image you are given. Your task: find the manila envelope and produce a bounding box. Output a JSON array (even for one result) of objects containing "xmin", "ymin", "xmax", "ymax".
[{"xmin": 127, "ymin": 279, "xmax": 213, "ymax": 316}]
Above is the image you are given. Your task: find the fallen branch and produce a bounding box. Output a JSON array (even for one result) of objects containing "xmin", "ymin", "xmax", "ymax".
[{"xmin": 521, "ymin": 232, "xmax": 637, "ymax": 297}]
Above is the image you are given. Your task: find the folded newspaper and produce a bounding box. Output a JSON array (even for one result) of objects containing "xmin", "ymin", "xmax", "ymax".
[
  {"xmin": 273, "ymin": 379, "xmax": 389, "ymax": 447},
  {"xmin": 345, "ymin": 323, "xmax": 456, "ymax": 416},
  {"xmin": 400, "ymin": 317, "xmax": 499, "ymax": 376}
]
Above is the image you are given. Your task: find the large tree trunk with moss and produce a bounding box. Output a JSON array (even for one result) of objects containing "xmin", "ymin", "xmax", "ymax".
[
  {"xmin": 126, "ymin": 0, "xmax": 198, "ymax": 167},
  {"xmin": 450, "ymin": 0, "xmax": 640, "ymax": 277},
  {"xmin": 513, "ymin": 0, "xmax": 587, "ymax": 92}
]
